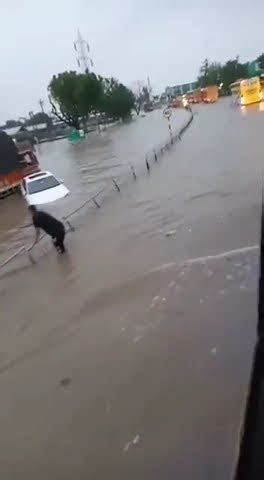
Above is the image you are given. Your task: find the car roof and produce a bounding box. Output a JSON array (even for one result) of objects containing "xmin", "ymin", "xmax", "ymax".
[{"xmin": 25, "ymin": 171, "xmax": 54, "ymax": 182}]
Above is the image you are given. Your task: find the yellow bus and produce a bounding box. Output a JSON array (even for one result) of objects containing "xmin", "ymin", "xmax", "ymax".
[
  {"xmin": 240, "ymin": 77, "xmax": 262, "ymax": 105},
  {"xmin": 231, "ymin": 77, "xmax": 262, "ymax": 106}
]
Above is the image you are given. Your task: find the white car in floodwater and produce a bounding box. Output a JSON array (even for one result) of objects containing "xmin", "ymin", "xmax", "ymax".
[{"xmin": 21, "ymin": 170, "xmax": 70, "ymax": 206}]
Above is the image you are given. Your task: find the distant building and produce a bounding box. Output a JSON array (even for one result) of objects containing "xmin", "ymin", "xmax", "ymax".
[{"xmin": 165, "ymin": 82, "xmax": 198, "ymax": 98}]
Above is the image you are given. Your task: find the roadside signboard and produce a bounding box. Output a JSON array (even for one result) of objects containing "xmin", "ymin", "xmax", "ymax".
[{"xmin": 163, "ymin": 107, "xmax": 172, "ymax": 119}]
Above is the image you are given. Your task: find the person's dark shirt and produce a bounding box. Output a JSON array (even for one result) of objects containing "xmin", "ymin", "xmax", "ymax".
[{"xmin": 32, "ymin": 211, "xmax": 64, "ymax": 237}]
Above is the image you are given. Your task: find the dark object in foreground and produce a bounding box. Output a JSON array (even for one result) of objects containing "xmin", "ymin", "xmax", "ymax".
[
  {"xmin": 0, "ymin": 130, "xmax": 19, "ymax": 175},
  {"xmin": 235, "ymin": 204, "xmax": 264, "ymax": 479},
  {"xmin": 29, "ymin": 205, "xmax": 66, "ymax": 253}
]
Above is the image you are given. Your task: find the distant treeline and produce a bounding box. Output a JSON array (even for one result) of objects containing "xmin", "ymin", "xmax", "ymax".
[{"xmin": 197, "ymin": 53, "xmax": 264, "ymax": 94}]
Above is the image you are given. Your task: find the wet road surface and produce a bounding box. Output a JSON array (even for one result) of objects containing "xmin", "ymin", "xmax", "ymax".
[{"xmin": 0, "ymin": 99, "xmax": 262, "ymax": 479}]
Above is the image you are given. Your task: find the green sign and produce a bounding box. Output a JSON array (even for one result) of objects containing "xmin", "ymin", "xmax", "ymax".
[
  {"xmin": 248, "ymin": 61, "xmax": 264, "ymax": 78},
  {"xmin": 69, "ymin": 129, "xmax": 86, "ymax": 144}
]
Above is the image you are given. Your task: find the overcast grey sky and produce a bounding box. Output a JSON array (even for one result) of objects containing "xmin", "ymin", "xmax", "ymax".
[{"xmin": 0, "ymin": 0, "xmax": 263, "ymax": 122}]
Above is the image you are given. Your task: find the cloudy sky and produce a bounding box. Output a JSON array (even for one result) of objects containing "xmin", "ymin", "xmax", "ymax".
[{"xmin": 0, "ymin": 0, "xmax": 263, "ymax": 122}]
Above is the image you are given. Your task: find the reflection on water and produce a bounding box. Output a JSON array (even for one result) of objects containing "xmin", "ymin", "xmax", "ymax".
[
  {"xmin": 240, "ymin": 101, "xmax": 264, "ymax": 115},
  {"xmin": 0, "ymin": 195, "xmax": 27, "ymax": 256}
]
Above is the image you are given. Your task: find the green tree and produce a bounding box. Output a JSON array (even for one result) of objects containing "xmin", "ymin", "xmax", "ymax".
[
  {"xmin": 26, "ymin": 112, "xmax": 53, "ymax": 129},
  {"xmin": 133, "ymin": 83, "xmax": 152, "ymax": 115},
  {"xmin": 220, "ymin": 59, "xmax": 248, "ymax": 91},
  {"xmin": 101, "ymin": 77, "xmax": 135, "ymax": 120},
  {"xmin": 5, "ymin": 119, "xmax": 22, "ymax": 128},
  {"xmin": 198, "ymin": 61, "xmax": 221, "ymax": 87},
  {"xmin": 197, "ymin": 57, "xmax": 248, "ymax": 93},
  {"xmin": 48, "ymin": 71, "xmax": 103, "ymax": 129},
  {"xmin": 257, "ymin": 53, "xmax": 264, "ymax": 70}
]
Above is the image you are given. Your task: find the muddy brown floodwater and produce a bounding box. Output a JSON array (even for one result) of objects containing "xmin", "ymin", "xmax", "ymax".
[
  {"xmin": 0, "ymin": 100, "xmax": 263, "ymax": 479},
  {"xmin": 0, "ymin": 108, "xmax": 188, "ymax": 260}
]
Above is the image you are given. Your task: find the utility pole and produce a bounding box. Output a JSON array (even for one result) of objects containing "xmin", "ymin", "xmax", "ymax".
[
  {"xmin": 147, "ymin": 76, "xmax": 153, "ymax": 101},
  {"xmin": 74, "ymin": 29, "xmax": 94, "ymax": 74},
  {"xmin": 39, "ymin": 99, "xmax": 44, "ymax": 113}
]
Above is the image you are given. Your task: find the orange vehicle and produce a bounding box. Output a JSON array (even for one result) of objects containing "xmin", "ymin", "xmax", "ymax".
[
  {"xmin": 192, "ymin": 88, "xmax": 202, "ymax": 103},
  {"xmin": 186, "ymin": 89, "xmax": 202, "ymax": 104},
  {"xmin": 170, "ymin": 97, "xmax": 182, "ymax": 108},
  {"xmin": 0, "ymin": 131, "xmax": 40, "ymax": 198},
  {"xmin": 201, "ymin": 85, "xmax": 219, "ymax": 103}
]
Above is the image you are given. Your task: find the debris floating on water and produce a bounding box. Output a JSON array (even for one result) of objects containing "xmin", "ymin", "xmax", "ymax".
[
  {"xmin": 123, "ymin": 434, "xmax": 141, "ymax": 453},
  {"xmin": 123, "ymin": 442, "xmax": 131, "ymax": 453},
  {"xmin": 133, "ymin": 435, "xmax": 140, "ymax": 445},
  {"xmin": 165, "ymin": 230, "xmax": 176, "ymax": 237},
  {"xmin": 133, "ymin": 335, "xmax": 143, "ymax": 343},
  {"xmin": 60, "ymin": 377, "xmax": 72, "ymax": 387},
  {"xmin": 150, "ymin": 296, "xmax": 160, "ymax": 308}
]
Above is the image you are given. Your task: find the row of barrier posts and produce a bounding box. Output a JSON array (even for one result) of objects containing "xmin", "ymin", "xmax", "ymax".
[{"xmin": 0, "ymin": 111, "xmax": 194, "ymax": 273}]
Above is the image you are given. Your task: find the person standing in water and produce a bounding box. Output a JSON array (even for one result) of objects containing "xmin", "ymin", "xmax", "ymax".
[{"xmin": 29, "ymin": 205, "xmax": 66, "ymax": 253}]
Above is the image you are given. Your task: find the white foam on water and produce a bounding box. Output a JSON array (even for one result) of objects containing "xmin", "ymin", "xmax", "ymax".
[
  {"xmin": 226, "ymin": 274, "xmax": 233, "ymax": 281},
  {"xmin": 183, "ymin": 245, "xmax": 258, "ymax": 266},
  {"xmin": 133, "ymin": 435, "xmax": 140, "ymax": 445},
  {"xmin": 150, "ymin": 245, "xmax": 259, "ymax": 275},
  {"xmin": 133, "ymin": 335, "xmax": 143, "ymax": 343},
  {"xmin": 123, "ymin": 434, "xmax": 141, "ymax": 453}
]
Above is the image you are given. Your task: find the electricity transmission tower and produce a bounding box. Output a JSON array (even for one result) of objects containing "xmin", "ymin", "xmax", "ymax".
[{"xmin": 74, "ymin": 30, "xmax": 94, "ymax": 74}]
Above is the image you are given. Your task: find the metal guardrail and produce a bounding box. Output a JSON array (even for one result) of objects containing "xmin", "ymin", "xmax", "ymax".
[{"xmin": 0, "ymin": 111, "xmax": 194, "ymax": 272}]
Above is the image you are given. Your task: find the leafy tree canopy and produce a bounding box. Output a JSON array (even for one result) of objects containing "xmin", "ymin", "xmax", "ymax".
[
  {"xmin": 133, "ymin": 84, "xmax": 151, "ymax": 115},
  {"xmin": 101, "ymin": 77, "xmax": 135, "ymax": 120},
  {"xmin": 257, "ymin": 53, "xmax": 264, "ymax": 70},
  {"xmin": 4, "ymin": 119, "xmax": 22, "ymax": 129},
  {"xmin": 49, "ymin": 71, "xmax": 103, "ymax": 129},
  {"xmin": 48, "ymin": 71, "xmax": 135, "ymax": 128},
  {"xmin": 197, "ymin": 56, "xmax": 248, "ymax": 93},
  {"xmin": 26, "ymin": 112, "xmax": 53, "ymax": 127}
]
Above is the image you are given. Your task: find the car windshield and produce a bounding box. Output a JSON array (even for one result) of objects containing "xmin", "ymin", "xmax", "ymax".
[{"xmin": 28, "ymin": 176, "xmax": 60, "ymax": 194}]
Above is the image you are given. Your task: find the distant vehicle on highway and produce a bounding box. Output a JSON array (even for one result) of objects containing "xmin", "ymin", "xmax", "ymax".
[
  {"xmin": 21, "ymin": 170, "xmax": 70, "ymax": 205},
  {"xmin": 201, "ymin": 85, "xmax": 219, "ymax": 103},
  {"xmin": 230, "ymin": 77, "xmax": 262, "ymax": 106},
  {"xmin": 143, "ymin": 102, "xmax": 154, "ymax": 112}
]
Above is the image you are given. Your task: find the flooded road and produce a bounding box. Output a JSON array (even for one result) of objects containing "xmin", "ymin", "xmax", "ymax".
[
  {"xmin": 0, "ymin": 108, "xmax": 188, "ymax": 259},
  {"xmin": 0, "ymin": 99, "xmax": 263, "ymax": 479}
]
